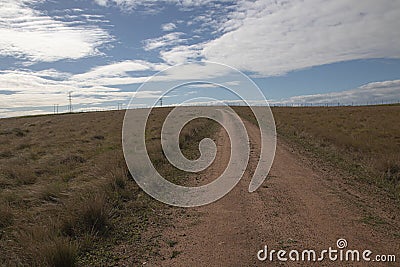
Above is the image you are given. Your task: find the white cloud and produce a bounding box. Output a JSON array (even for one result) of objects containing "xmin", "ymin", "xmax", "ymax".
[
  {"xmin": 0, "ymin": 60, "xmax": 240, "ymax": 115},
  {"xmin": 70, "ymin": 60, "xmax": 169, "ymax": 86},
  {"xmin": 161, "ymin": 22, "xmax": 176, "ymax": 31},
  {"xmin": 0, "ymin": 69, "xmax": 74, "ymax": 93},
  {"xmin": 72, "ymin": 60, "xmax": 156, "ymax": 79},
  {"xmin": 0, "ymin": 60, "xmax": 170, "ymax": 113},
  {"xmin": 1, "ymin": 64, "xmax": 400, "ymax": 117},
  {"xmin": 187, "ymin": 83, "xmax": 219, "ymax": 88},
  {"xmin": 68, "ymin": 60, "xmax": 234, "ymax": 88},
  {"xmin": 200, "ymin": 0, "xmax": 400, "ymax": 76},
  {"xmin": 33, "ymin": 69, "xmax": 72, "ymax": 80},
  {"xmin": 143, "ymin": 32, "xmax": 186, "ymax": 51},
  {"xmin": 274, "ymin": 80, "xmax": 400, "ymax": 105},
  {"xmin": 0, "ymin": 108, "xmax": 49, "ymax": 118},
  {"xmin": 91, "ymin": 0, "xmax": 400, "ymax": 77},
  {"xmin": 94, "ymin": 0, "xmax": 108, "ymax": 6},
  {"xmin": 160, "ymin": 44, "xmax": 203, "ymax": 64},
  {"xmin": 143, "ymin": 1, "xmax": 400, "ymax": 77},
  {"xmin": 0, "ymin": 0, "xmax": 112, "ymax": 62},
  {"xmin": 93, "ymin": 0, "xmax": 231, "ymax": 10}
]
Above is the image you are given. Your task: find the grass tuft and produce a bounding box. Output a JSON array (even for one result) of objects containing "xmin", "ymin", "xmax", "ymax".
[
  {"xmin": 62, "ymin": 193, "xmax": 111, "ymax": 238},
  {"xmin": 19, "ymin": 225, "xmax": 78, "ymax": 267},
  {"xmin": 40, "ymin": 181, "xmax": 65, "ymax": 202},
  {"xmin": 0, "ymin": 150, "xmax": 13, "ymax": 159},
  {"xmin": 41, "ymin": 237, "xmax": 78, "ymax": 267},
  {"xmin": 92, "ymin": 135, "xmax": 105, "ymax": 140},
  {"xmin": 0, "ymin": 202, "xmax": 13, "ymax": 229},
  {"xmin": 59, "ymin": 155, "xmax": 86, "ymax": 165},
  {"xmin": 81, "ymin": 193, "xmax": 110, "ymax": 234},
  {"xmin": 2, "ymin": 165, "xmax": 37, "ymax": 185}
]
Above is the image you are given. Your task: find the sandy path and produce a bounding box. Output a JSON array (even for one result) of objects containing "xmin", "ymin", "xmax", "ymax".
[{"xmin": 149, "ymin": 118, "xmax": 400, "ymax": 266}]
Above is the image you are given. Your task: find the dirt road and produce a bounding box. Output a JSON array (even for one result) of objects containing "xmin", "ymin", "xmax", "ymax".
[{"xmin": 150, "ymin": 119, "xmax": 400, "ymax": 266}]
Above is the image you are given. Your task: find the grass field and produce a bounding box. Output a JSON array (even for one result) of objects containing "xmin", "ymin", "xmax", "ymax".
[
  {"xmin": 233, "ymin": 104, "xmax": 400, "ymax": 199},
  {"xmin": 0, "ymin": 108, "xmax": 218, "ymax": 266},
  {"xmin": 1, "ymin": 105, "xmax": 399, "ymax": 265},
  {"xmin": 271, "ymin": 105, "xmax": 400, "ymax": 199}
]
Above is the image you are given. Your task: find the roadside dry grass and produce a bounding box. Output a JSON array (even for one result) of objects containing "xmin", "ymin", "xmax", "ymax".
[
  {"xmin": 234, "ymin": 105, "xmax": 400, "ymax": 199},
  {"xmin": 0, "ymin": 108, "xmax": 218, "ymax": 266},
  {"xmin": 270, "ymin": 105, "xmax": 400, "ymax": 199}
]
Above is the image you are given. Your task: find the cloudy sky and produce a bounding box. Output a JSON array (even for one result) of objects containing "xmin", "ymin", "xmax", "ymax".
[{"xmin": 1, "ymin": 0, "xmax": 400, "ymax": 117}]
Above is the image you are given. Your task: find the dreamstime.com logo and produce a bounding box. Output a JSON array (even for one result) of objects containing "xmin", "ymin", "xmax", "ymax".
[
  {"xmin": 122, "ymin": 61, "xmax": 276, "ymax": 207},
  {"xmin": 257, "ymin": 238, "xmax": 396, "ymax": 263}
]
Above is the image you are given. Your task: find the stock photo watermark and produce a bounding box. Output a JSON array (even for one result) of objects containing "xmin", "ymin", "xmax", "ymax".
[
  {"xmin": 122, "ymin": 61, "xmax": 276, "ymax": 207},
  {"xmin": 257, "ymin": 238, "xmax": 396, "ymax": 263}
]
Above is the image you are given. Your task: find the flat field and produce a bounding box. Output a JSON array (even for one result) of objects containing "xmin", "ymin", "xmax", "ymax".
[
  {"xmin": 271, "ymin": 105, "xmax": 400, "ymax": 199},
  {"xmin": 0, "ymin": 105, "xmax": 399, "ymax": 266},
  {"xmin": 0, "ymin": 108, "xmax": 217, "ymax": 266}
]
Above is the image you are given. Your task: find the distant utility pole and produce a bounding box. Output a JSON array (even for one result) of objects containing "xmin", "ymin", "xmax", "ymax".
[
  {"xmin": 68, "ymin": 91, "xmax": 73, "ymax": 113},
  {"xmin": 117, "ymin": 103, "xmax": 123, "ymax": 110},
  {"xmin": 53, "ymin": 104, "xmax": 59, "ymax": 114},
  {"xmin": 160, "ymin": 97, "xmax": 163, "ymax": 107}
]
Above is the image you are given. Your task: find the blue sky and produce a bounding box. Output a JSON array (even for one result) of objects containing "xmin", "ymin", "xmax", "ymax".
[{"xmin": 0, "ymin": 0, "xmax": 400, "ymax": 117}]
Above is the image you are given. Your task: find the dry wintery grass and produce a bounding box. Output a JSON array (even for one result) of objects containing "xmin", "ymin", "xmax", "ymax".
[
  {"xmin": 0, "ymin": 108, "xmax": 219, "ymax": 266},
  {"xmin": 0, "ymin": 111, "xmax": 127, "ymax": 266},
  {"xmin": 272, "ymin": 105, "xmax": 400, "ymax": 198},
  {"xmin": 2, "ymin": 104, "xmax": 398, "ymax": 265},
  {"xmin": 233, "ymin": 105, "xmax": 400, "ymax": 199}
]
